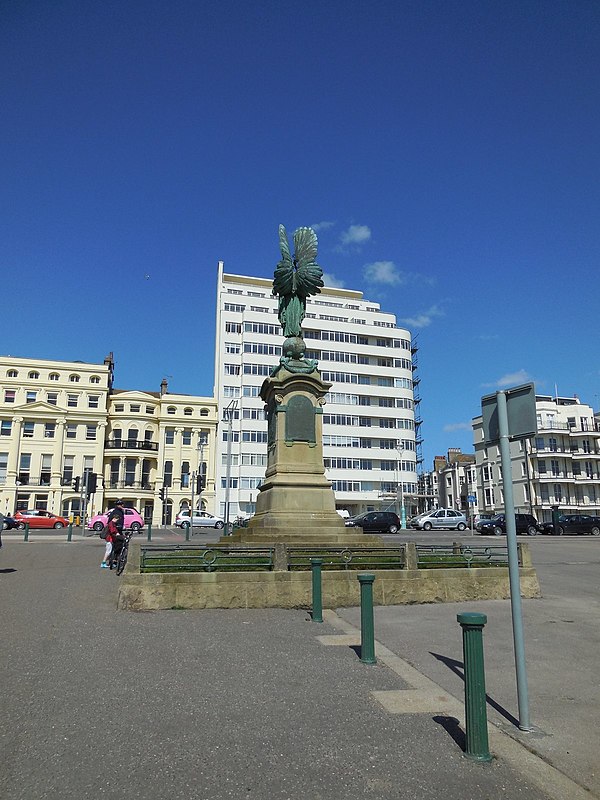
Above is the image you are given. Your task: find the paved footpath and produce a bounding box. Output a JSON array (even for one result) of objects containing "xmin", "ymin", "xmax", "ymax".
[{"xmin": 0, "ymin": 537, "xmax": 596, "ymax": 800}]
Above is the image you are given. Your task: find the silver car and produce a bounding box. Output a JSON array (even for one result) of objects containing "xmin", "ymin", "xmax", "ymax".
[{"xmin": 410, "ymin": 508, "xmax": 468, "ymax": 531}]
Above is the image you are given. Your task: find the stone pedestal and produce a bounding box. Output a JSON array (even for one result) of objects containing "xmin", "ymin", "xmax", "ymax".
[{"xmin": 226, "ymin": 364, "xmax": 379, "ymax": 546}]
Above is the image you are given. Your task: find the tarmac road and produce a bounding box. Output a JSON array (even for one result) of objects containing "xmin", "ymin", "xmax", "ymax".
[{"xmin": 0, "ymin": 533, "xmax": 597, "ymax": 800}]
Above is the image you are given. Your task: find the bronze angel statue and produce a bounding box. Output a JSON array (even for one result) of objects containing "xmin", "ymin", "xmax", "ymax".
[{"xmin": 273, "ymin": 225, "xmax": 324, "ymax": 338}]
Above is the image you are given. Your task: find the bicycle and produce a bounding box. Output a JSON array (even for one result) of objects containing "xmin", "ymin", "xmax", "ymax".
[{"xmin": 110, "ymin": 531, "xmax": 134, "ymax": 576}]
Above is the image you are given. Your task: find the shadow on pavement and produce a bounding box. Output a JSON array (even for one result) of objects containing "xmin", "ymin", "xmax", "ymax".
[
  {"xmin": 433, "ymin": 716, "xmax": 466, "ymax": 752},
  {"xmin": 431, "ymin": 651, "xmax": 520, "ymax": 728}
]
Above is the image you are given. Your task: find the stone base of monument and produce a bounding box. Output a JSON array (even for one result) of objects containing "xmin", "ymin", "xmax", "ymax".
[{"xmin": 117, "ymin": 542, "xmax": 541, "ymax": 611}]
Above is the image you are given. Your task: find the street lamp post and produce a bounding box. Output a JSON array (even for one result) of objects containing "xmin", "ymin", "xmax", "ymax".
[
  {"xmin": 223, "ymin": 400, "xmax": 238, "ymax": 536},
  {"xmin": 396, "ymin": 444, "xmax": 406, "ymax": 528}
]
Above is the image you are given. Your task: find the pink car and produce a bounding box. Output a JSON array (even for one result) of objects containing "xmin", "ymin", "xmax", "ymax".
[{"xmin": 87, "ymin": 507, "xmax": 145, "ymax": 532}]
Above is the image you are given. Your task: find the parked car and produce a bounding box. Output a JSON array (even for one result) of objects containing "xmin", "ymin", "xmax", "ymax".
[
  {"xmin": 473, "ymin": 512, "xmax": 494, "ymax": 531},
  {"xmin": 14, "ymin": 510, "xmax": 70, "ymax": 529},
  {"xmin": 477, "ymin": 513, "xmax": 540, "ymax": 537},
  {"xmin": 87, "ymin": 507, "xmax": 145, "ymax": 532},
  {"xmin": 2, "ymin": 515, "xmax": 18, "ymax": 530},
  {"xmin": 175, "ymin": 511, "xmax": 225, "ymax": 529},
  {"xmin": 409, "ymin": 508, "xmax": 468, "ymax": 531},
  {"xmin": 344, "ymin": 511, "xmax": 400, "ymax": 534},
  {"xmin": 539, "ymin": 514, "xmax": 600, "ymax": 536}
]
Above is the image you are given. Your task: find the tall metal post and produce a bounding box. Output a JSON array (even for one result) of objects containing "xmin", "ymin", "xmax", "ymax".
[
  {"xmin": 223, "ymin": 400, "xmax": 238, "ymax": 536},
  {"xmin": 497, "ymin": 390, "xmax": 531, "ymax": 730}
]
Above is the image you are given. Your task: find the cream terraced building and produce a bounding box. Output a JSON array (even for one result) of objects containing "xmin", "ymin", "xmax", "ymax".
[{"xmin": 0, "ymin": 355, "xmax": 218, "ymax": 526}]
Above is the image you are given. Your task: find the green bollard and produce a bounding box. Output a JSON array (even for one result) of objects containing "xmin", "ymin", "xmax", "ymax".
[
  {"xmin": 185, "ymin": 522, "xmax": 190, "ymax": 542},
  {"xmin": 358, "ymin": 573, "xmax": 376, "ymax": 664},
  {"xmin": 24, "ymin": 523, "xmax": 30, "ymax": 542},
  {"xmin": 147, "ymin": 523, "xmax": 152, "ymax": 542},
  {"xmin": 457, "ymin": 612, "xmax": 492, "ymax": 762},
  {"xmin": 67, "ymin": 523, "xmax": 73, "ymax": 542},
  {"xmin": 310, "ymin": 558, "xmax": 323, "ymax": 623}
]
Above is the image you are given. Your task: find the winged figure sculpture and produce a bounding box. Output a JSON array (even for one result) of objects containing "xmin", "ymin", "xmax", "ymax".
[{"xmin": 273, "ymin": 225, "xmax": 324, "ymax": 338}]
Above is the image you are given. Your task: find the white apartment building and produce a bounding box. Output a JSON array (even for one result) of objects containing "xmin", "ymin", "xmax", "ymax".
[
  {"xmin": 213, "ymin": 263, "xmax": 420, "ymax": 521},
  {"xmin": 472, "ymin": 394, "xmax": 600, "ymax": 523}
]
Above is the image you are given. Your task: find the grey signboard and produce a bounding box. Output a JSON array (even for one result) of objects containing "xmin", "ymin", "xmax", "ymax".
[{"xmin": 481, "ymin": 383, "xmax": 537, "ymax": 444}]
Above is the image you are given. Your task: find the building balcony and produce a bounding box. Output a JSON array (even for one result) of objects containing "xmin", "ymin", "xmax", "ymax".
[
  {"xmin": 104, "ymin": 439, "xmax": 159, "ymax": 452},
  {"xmin": 105, "ymin": 479, "xmax": 154, "ymax": 491}
]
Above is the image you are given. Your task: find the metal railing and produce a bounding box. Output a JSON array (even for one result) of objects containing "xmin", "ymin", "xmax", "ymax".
[
  {"xmin": 140, "ymin": 545, "xmax": 274, "ymax": 573},
  {"xmin": 286, "ymin": 546, "xmax": 406, "ymax": 571},
  {"xmin": 416, "ymin": 544, "xmax": 510, "ymax": 568},
  {"xmin": 104, "ymin": 440, "xmax": 159, "ymax": 452}
]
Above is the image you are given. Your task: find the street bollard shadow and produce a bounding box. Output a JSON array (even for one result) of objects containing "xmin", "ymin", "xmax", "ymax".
[
  {"xmin": 433, "ymin": 716, "xmax": 466, "ymax": 752},
  {"xmin": 0, "ymin": 568, "xmax": 17, "ymax": 574},
  {"xmin": 430, "ymin": 651, "xmax": 520, "ymax": 728}
]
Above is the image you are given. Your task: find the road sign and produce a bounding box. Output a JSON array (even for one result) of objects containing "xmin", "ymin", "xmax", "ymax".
[
  {"xmin": 467, "ymin": 494, "xmax": 476, "ymax": 503},
  {"xmin": 481, "ymin": 383, "xmax": 537, "ymax": 444}
]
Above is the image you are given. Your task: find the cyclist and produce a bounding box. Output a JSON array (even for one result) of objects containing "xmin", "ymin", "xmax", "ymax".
[{"xmin": 110, "ymin": 499, "xmax": 125, "ymax": 533}]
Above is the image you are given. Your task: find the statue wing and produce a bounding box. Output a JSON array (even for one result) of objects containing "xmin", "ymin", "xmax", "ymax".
[
  {"xmin": 293, "ymin": 227, "xmax": 324, "ymax": 297},
  {"xmin": 273, "ymin": 224, "xmax": 294, "ymax": 296}
]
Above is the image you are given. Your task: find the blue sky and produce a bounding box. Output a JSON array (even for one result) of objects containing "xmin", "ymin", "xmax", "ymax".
[{"xmin": 2, "ymin": 0, "xmax": 599, "ymax": 467}]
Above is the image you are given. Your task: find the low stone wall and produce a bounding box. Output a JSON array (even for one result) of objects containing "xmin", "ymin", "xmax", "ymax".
[{"xmin": 117, "ymin": 544, "xmax": 540, "ymax": 611}]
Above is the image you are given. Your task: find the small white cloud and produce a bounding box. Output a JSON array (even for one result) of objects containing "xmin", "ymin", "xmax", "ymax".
[
  {"xmin": 340, "ymin": 224, "xmax": 371, "ymax": 246},
  {"xmin": 443, "ymin": 422, "xmax": 472, "ymax": 432},
  {"xmin": 399, "ymin": 305, "xmax": 444, "ymax": 329},
  {"xmin": 322, "ymin": 272, "xmax": 346, "ymax": 289},
  {"xmin": 482, "ymin": 369, "xmax": 533, "ymax": 389},
  {"xmin": 311, "ymin": 221, "xmax": 335, "ymax": 232},
  {"xmin": 363, "ymin": 260, "xmax": 402, "ymax": 286}
]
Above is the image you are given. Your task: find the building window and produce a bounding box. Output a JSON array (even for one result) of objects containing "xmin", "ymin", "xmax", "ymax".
[
  {"xmin": 184, "ymin": 408, "xmax": 193, "ymax": 416},
  {"xmin": 200, "ymin": 408, "xmax": 209, "ymax": 416},
  {"xmin": 19, "ymin": 453, "xmax": 31, "ymax": 484},
  {"xmin": 66, "ymin": 424, "xmax": 77, "ymax": 439},
  {"xmin": 69, "ymin": 374, "xmax": 80, "ymax": 383},
  {"xmin": 1, "ymin": 421, "xmax": 12, "ymax": 436},
  {"xmin": 164, "ymin": 461, "xmax": 173, "ymax": 487},
  {"xmin": 167, "ymin": 407, "xmax": 176, "ymax": 415},
  {"xmin": 67, "ymin": 394, "xmax": 78, "ymax": 408},
  {"xmin": 45, "ymin": 423, "xmax": 55, "ymax": 439},
  {"xmin": 40, "ymin": 455, "xmax": 52, "ymax": 486},
  {"xmin": 23, "ymin": 422, "xmax": 35, "ymax": 438},
  {"xmin": 28, "ymin": 371, "xmax": 40, "ymax": 379},
  {"xmin": 114, "ymin": 403, "xmax": 124, "ymax": 412},
  {"xmin": 4, "ymin": 390, "xmax": 15, "ymax": 403},
  {"xmin": 26, "ymin": 391, "xmax": 37, "ymax": 403},
  {"xmin": 130, "ymin": 404, "xmax": 140, "ymax": 412},
  {"xmin": 49, "ymin": 373, "xmax": 59, "ymax": 381},
  {"xmin": 124, "ymin": 459, "xmax": 136, "ymax": 486},
  {"xmin": 86, "ymin": 425, "xmax": 96, "ymax": 441},
  {"xmin": 90, "ymin": 375, "xmax": 100, "ymax": 384},
  {"xmin": 165, "ymin": 429, "xmax": 175, "ymax": 445},
  {"xmin": 47, "ymin": 392, "xmax": 58, "ymax": 405},
  {"xmin": 181, "ymin": 461, "xmax": 190, "ymax": 488},
  {"xmin": 109, "ymin": 458, "xmax": 119, "ymax": 487},
  {"xmin": 88, "ymin": 395, "xmax": 100, "ymax": 409},
  {"xmin": 145, "ymin": 406, "xmax": 154, "ymax": 414},
  {"xmin": 7, "ymin": 369, "xmax": 18, "ymax": 378},
  {"xmin": 182, "ymin": 430, "xmax": 192, "ymax": 446}
]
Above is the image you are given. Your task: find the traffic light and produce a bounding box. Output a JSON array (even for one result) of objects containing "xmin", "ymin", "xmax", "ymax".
[
  {"xmin": 87, "ymin": 473, "xmax": 97, "ymax": 494},
  {"xmin": 72, "ymin": 477, "xmax": 80, "ymax": 492},
  {"xmin": 159, "ymin": 488, "xmax": 165, "ymax": 501},
  {"xmin": 196, "ymin": 474, "xmax": 206, "ymax": 494}
]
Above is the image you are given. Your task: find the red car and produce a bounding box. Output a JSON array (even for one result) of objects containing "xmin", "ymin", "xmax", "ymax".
[{"xmin": 14, "ymin": 510, "xmax": 70, "ymax": 529}]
